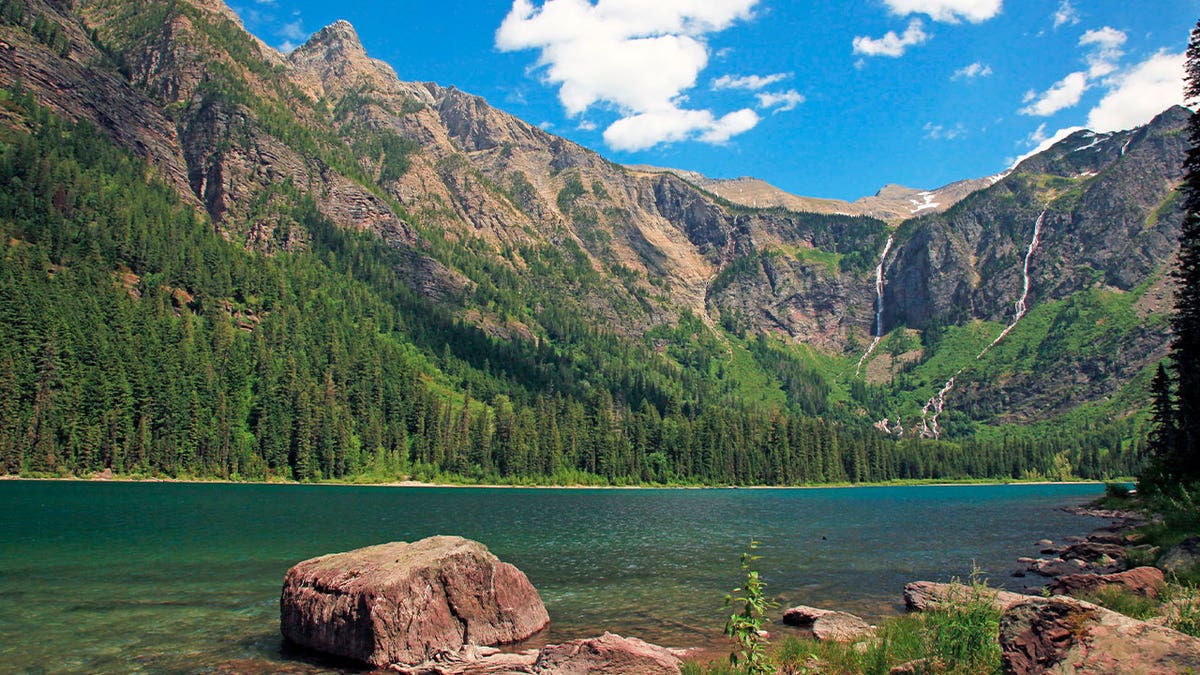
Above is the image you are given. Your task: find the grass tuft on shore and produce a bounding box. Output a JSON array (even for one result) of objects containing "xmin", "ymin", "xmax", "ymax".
[{"xmin": 688, "ymin": 576, "xmax": 1002, "ymax": 675}]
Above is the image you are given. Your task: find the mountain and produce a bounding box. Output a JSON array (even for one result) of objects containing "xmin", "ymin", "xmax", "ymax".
[
  {"xmin": 628, "ymin": 167, "xmax": 998, "ymax": 222},
  {"xmin": 0, "ymin": 0, "xmax": 1184, "ymax": 484}
]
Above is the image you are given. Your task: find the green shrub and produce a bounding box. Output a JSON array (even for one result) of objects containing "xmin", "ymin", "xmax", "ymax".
[{"xmin": 1104, "ymin": 482, "xmax": 1132, "ymax": 500}]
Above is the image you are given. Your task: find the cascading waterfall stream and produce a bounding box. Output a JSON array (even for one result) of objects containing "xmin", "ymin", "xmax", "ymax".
[
  {"xmin": 856, "ymin": 234, "xmax": 895, "ymax": 377},
  {"xmin": 918, "ymin": 208, "xmax": 1048, "ymax": 438},
  {"xmin": 976, "ymin": 208, "xmax": 1047, "ymax": 359}
]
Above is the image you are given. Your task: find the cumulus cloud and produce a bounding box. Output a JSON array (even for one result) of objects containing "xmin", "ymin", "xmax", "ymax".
[
  {"xmin": 1020, "ymin": 71, "xmax": 1087, "ymax": 116},
  {"xmin": 603, "ymin": 107, "xmax": 759, "ymax": 151},
  {"xmin": 496, "ymin": 0, "xmax": 762, "ymax": 150},
  {"xmin": 881, "ymin": 0, "xmax": 1001, "ymax": 23},
  {"xmin": 1080, "ymin": 27, "xmax": 1126, "ymax": 78},
  {"xmin": 853, "ymin": 18, "xmax": 929, "ymax": 58},
  {"xmin": 1053, "ymin": 0, "xmax": 1078, "ymax": 28},
  {"xmin": 712, "ymin": 73, "xmax": 789, "ymax": 91},
  {"xmin": 1013, "ymin": 49, "xmax": 1183, "ymax": 167},
  {"xmin": 1087, "ymin": 50, "xmax": 1185, "ymax": 132},
  {"xmin": 756, "ymin": 90, "xmax": 805, "ymax": 112},
  {"xmin": 953, "ymin": 62, "xmax": 993, "ymax": 80},
  {"xmin": 1019, "ymin": 27, "xmax": 1128, "ymax": 117}
]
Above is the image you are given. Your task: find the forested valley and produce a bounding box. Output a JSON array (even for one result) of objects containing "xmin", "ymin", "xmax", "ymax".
[{"xmin": 0, "ymin": 89, "xmax": 1145, "ymax": 485}]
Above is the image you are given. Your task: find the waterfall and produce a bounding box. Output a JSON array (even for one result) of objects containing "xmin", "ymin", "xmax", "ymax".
[
  {"xmin": 918, "ymin": 208, "xmax": 1048, "ymax": 439},
  {"xmin": 919, "ymin": 373, "xmax": 959, "ymax": 438},
  {"xmin": 855, "ymin": 234, "xmax": 895, "ymax": 377},
  {"xmin": 976, "ymin": 208, "xmax": 1047, "ymax": 359}
]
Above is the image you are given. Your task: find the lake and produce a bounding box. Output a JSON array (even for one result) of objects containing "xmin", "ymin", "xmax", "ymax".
[{"xmin": 0, "ymin": 481, "xmax": 1109, "ymax": 673}]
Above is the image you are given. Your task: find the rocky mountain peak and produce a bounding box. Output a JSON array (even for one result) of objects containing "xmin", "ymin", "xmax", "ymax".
[
  {"xmin": 300, "ymin": 19, "xmax": 364, "ymax": 56},
  {"xmin": 288, "ymin": 19, "xmax": 401, "ymax": 98}
]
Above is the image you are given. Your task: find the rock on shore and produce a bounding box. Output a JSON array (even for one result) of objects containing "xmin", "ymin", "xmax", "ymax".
[
  {"xmin": 1047, "ymin": 566, "xmax": 1165, "ymax": 599},
  {"xmin": 1000, "ymin": 595, "xmax": 1200, "ymax": 674},
  {"xmin": 280, "ymin": 536, "xmax": 549, "ymax": 668},
  {"xmin": 903, "ymin": 581, "xmax": 1030, "ymax": 613},
  {"xmin": 781, "ymin": 605, "xmax": 874, "ymax": 642}
]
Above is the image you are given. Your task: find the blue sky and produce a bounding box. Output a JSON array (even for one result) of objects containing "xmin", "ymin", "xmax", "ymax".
[{"xmin": 232, "ymin": 0, "xmax": 1197, "ymax": 201}]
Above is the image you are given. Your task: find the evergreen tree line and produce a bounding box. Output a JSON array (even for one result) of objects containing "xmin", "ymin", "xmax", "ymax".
[
  {"xmin": 0, "ymin": 91, "xmax": 1144, "ymax": 484},
  {"xmin": 1144, "ymin": 21, "xmax": 1200, "ymax": 493}
]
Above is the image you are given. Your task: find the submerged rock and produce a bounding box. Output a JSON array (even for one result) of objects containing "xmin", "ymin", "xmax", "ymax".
[
  {"xmin": 280, "ymin": 536, "xmax": 549, "ymax": 668},
  {"xmin": 386, "ymin": 634, "xmax": 682, "ymax": 675},
  {"xmin": 533, "ymin": 633, "xmax": 682, "ymax": 675},
  {"xmin": 781, "ymin": 605, "xmax": 874, "ymax": 642},
  {"xmin": 1060, "ymin": 541, "xmax": 1128, "ymax": 565},
  {"xmin": 999, "ymin": 595, "xmax": 1200, "ymax": 674}
]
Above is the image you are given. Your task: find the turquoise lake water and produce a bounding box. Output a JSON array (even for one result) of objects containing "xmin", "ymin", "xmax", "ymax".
[{"xmin": 0, "ymin": 481, "xmax": 1109, "ymax": 673}]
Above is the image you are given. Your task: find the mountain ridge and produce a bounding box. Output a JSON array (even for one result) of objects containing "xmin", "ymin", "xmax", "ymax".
[
  {"xmin": 0, "ymin": 0, "xmax": 1186, "ymax": 474},
  {"xmin": 626, "ymin": 165, "xmax": 1001, "ymax": 222}
]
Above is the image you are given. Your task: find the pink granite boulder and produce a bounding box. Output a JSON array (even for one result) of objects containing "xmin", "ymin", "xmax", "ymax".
[{"xmin": 280, "ymin": 536, "xmax": 549, "ymax": 668}]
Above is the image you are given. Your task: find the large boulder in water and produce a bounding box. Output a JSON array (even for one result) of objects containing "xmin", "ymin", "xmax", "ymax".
[{"xmin": 280, "ymin": 536, "xmax": 549, "ymax": 668}]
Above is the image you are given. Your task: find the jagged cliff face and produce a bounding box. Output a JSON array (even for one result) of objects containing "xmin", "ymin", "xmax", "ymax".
[
  {"xmin": 887, "ymin": 111, "xmax": 1187, "ymax": 331},
  {"xmin": 0, "ymin": 0, "xmax": 1186, "ymax": 429}
]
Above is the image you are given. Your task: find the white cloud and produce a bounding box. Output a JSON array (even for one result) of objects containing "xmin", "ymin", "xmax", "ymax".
[
  {"xmin": 1016, "ymin": 26, "xmax": 1140, "ymax": 120},
  {"xmin": 882, "ymin": 0, "xmax": 1001, "ymax": 23},
  {"xmin": 496, "ymin": 0, "xmax": 761, "ymax": 150},
  {"xmin": 852, "ymin": 19, "xmax": 929, "ymax": 58},
  {"xmin": 952, "ymin": 62, "xmax": 992, "ymax": 80},
  {"xmin": 577, "ymin": 119, "xmax": 598, "ymax": 131},
  {"xmin": 603, "ymin": 107, "xmax": 759, "ymax": 151},
  {"xmin": 1020, "ymin": 71, "xmax": 1087, "ymax": 116},
  {"xmin": 756, "ymin": 90, "xmax": 805, "ymax": 112},
  {"xmin": 712, "ymin": 73, "xmax": 789, "ymax": 91},
  {"xmin": 1053, "ymin": 0, "xmax": 1078, "ymax": 28},
  {"xmin": 1012, "ymin": 50, "xmax": 1185, "ymax": 168},
  {"xmin": 1080, "ymin": 27, "xmax": 1126, "ymax": 78},
  {"xmin": 1086, "ymin": 50, "xmax": 1185, "ymax": 132},
  {"xmin": 924, "ymin": 121, "xmax": 966, "ymax": 140},
  {"xmin": 1008, "ymin": 123, "xmax": 1084, "ymax": 167}
]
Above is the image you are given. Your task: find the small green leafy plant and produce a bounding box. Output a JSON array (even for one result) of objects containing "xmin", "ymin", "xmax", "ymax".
[{"xmin": 725, "ymin": 541, "xmax": 777, "ymax": 675}]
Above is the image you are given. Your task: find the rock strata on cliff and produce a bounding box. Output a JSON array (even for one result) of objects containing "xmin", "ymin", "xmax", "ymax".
[{"xmin": 279, "ymin": 536, "xmax": 549, "ymax": 668}]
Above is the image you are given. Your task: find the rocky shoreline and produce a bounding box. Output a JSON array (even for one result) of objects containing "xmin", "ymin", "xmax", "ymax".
[{"xmin": 273, "ymin": 500, "xmax": 1200, "ymax": 675}]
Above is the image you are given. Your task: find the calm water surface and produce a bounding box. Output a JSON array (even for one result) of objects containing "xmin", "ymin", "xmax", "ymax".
[{"xmin": 0, "ymin": 481, "xmax": 1108, "ymax": 673}]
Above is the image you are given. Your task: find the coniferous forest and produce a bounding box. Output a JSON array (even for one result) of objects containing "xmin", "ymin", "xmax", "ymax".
[{"xmin": 0, "ymin": 88, "xmax": 1146, "ymax": 485}]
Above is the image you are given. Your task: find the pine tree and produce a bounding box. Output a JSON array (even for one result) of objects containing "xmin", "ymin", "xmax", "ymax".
[
  {"xmin": 1179, "ymin": 23, "xmax": 1200, "ymax": 480},
  {"xmin": 1147, "ymin": 20, "xmax": 1200, "ymax": 492}
]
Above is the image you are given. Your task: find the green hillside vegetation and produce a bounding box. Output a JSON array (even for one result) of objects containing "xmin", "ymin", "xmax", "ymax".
[{"xmin": 0, "ymin": 87, "xmax": 1147, "ymax": 485}]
